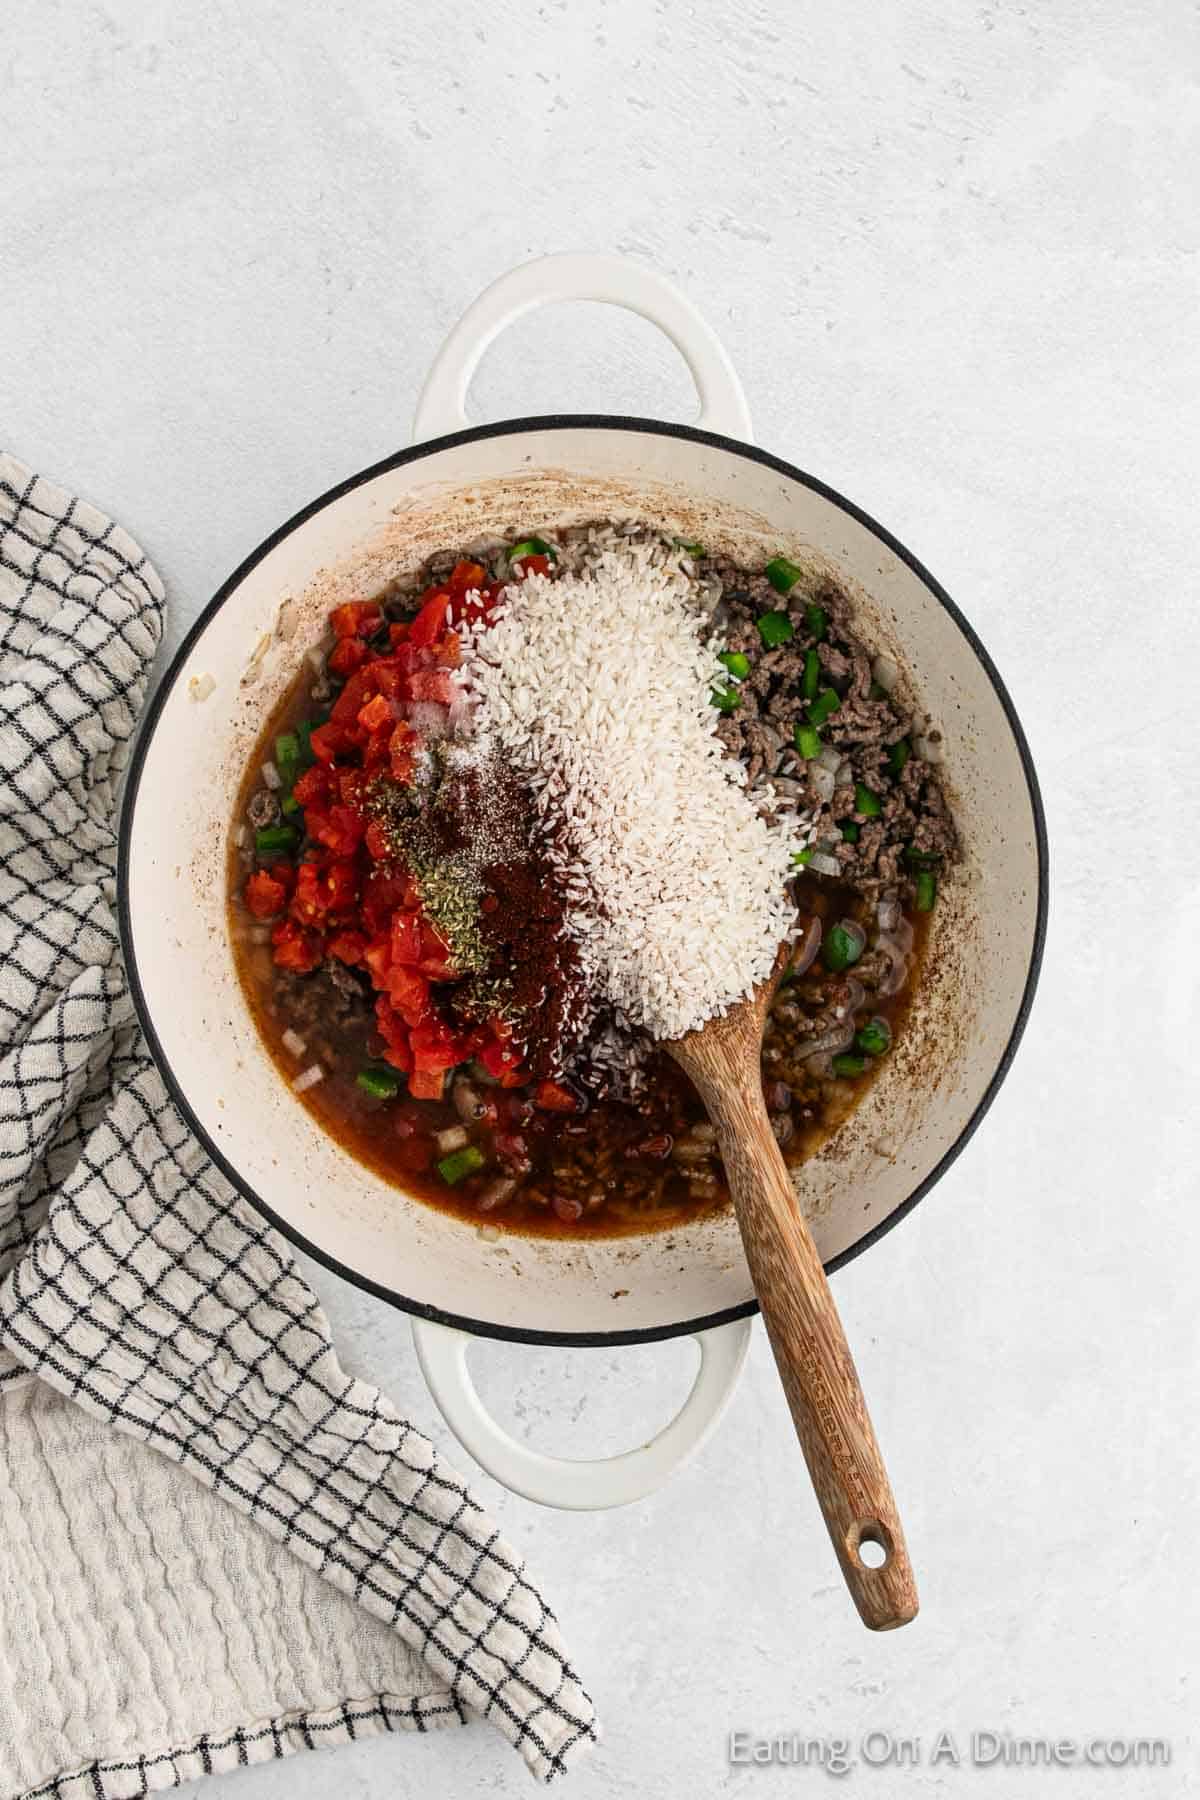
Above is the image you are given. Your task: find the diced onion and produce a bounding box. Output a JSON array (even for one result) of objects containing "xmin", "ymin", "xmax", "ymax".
[
  {"xmin": 806, "ymin": 851, "xmax": 842, "ymax": 878},
  {"xmin": 799, "ymin": 1018, "xmax": 856, "ymax": 1059},
  {"xmin": 233, "ymin": 823, "xmax": 248, "ymax": 848},
  {"xmin": 248, "ymin": 924, "xmax": 271, "ymax": 945},
  {"xmin": 913, "ymin": 734, "xmax": 944, "ymax": 763},
  {"xmin": 788, "ymin": 915, "xmax": 823, "ymax": 976},
  {"xmin": 478, "ymin": 1178, "xmax": 518, "ymax": 1213},
  {"xmin": 260, "ymin": 760, "xmax": 281, "ymax": 790},
  {"xmin": 877, "ymin": 898, "xmax": 901, "ymax": 932},
  {"xmin": 281, "ymin": 1028, "xmax": 307, "ymax": 1059},
  {"xmin": 875, "ymin": 932, "xmax": 911, "ymax": 997},
  {"xmin": 817, "ymin": 746, "xmax": 842, "ymax": 774},
  {"xmin": 293, "ymin": 1063, "xmax": 325, "ymax": 1093},
  {"xmin": 810, "ymin": 764, "xmax": 837, "ymax": 803},
  {"xmin": 188, "ymin": 672, "xmax": 216, "ymax": 703},
  {"xmin": 436, "ymin": 1125, "xmax": 469, "ymax": 1155},
  {"xmin": 872, "ymin": 654, "xmax": 899, "ymax": 693}
]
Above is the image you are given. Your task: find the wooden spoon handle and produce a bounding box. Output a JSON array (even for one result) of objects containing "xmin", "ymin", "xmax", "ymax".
[{"xmin": 687, "ymin": 1057, "xmax": 918, "ymax": 1630}]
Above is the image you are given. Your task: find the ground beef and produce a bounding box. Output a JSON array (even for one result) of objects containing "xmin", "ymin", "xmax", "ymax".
[
  {"xmin": 275, "ymin": 963, "xmax": 367, "ymax": 1040},
  {"xmin": 704, "ymin": 557, "xmax": 957, "ymax": 908},
  {"xmin": 742, "ymin": 718, "xmax": 784, "ymax": 787},
  {"xmin": 326, "ymin": 958, "xmax": 369, "ymax": 1004}
]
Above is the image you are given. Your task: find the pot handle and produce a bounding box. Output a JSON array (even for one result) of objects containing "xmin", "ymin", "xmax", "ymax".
[
  {"xmin": 411, "ymin": 1313, "xmax": 752, "ymax": 1510},
  {"xmin": 412, "ymin": 252, "xmax": 753, "ymax": 445}
]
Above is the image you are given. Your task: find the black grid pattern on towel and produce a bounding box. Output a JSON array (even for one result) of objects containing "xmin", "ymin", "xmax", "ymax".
[
  {"xmin": 23, "ymin": 1689, "xmax": 466, "ymax": 1800},
  {"xmin": 0, "ymin": 454, "xmax": 596, "ymax": 1785}
]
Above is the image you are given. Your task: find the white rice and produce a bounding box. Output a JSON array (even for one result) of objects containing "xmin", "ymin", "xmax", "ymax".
[{"xmin": 456, "ymin": 533, "xmax": 808, "ymax": 1042}]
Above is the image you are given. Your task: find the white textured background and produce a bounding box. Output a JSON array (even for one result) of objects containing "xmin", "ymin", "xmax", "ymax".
[{"xmin": 5, "ymin": 2, "xmax": 1199, "ymax": 1796}]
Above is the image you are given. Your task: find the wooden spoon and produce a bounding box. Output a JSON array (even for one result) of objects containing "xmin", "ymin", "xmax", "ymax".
[{"xmin": 669, "ymin": 952, "xmax": 918, "ymax": 1631}]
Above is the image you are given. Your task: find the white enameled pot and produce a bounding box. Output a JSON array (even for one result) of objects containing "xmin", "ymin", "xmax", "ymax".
[{"xmin": 120, "ymin": 255, "xmax": 1046, "ymax": 1513}]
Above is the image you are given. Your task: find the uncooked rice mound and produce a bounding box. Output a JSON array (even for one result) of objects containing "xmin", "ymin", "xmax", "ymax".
[{"xmin": 456, "ymin": 532, "xmax": 804, "ymax": 1040}]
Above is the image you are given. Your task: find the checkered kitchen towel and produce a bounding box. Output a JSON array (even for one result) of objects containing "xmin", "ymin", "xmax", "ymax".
[{"xmin": 0, "ymin": 454, "xmax": 596, "ymax": 1795}]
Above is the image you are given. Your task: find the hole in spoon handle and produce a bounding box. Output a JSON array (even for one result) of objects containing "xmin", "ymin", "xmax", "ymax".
[{"xmin": 848, "ymin": 1518, "xmax": 893, "ymax": 1570}]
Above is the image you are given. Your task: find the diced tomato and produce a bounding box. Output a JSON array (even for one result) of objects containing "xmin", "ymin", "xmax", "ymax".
[
  {"xmin": 324, "ymin": 858, "xmax": 360, "ymax": 913},
  {"xmin": 363, "ymin": 820, "xmax": 391, "ymax": 861},
  {"xmin": 417, "ymin": 955, "xmax": 456, "ymax": 981},
  {"xmin": 534, "ymin": 1080, "xmax": 578, "ymax": 1113},
  {"xmin": 408, "ymin": 670, "xmax": 455, "ymax": 705},
  {"xmin": 447, "ymin": 560, "xmax": 487, "ymax": 594},
  {"xmin": 371, "ymin": 661, "xmax": 405, "ymax": 699},
  {"xmin": 381, "ymin": 1034, "xmax": 414, "ymax": 1074},
  {"xmin": 363, "ymin": 936, "xmax": 391, "ymax": 983},
  {"xmin": 409, "ymin": 1066, "xmax": 446, "ymax": 1101},
  {"xmin": 330, "ymin": 666, "xmax": 377, "ymax": 725},
  {"xmin": 293, "ymin": 764, "xmax": 333, "ymax": 808},
  {"xmin": 330, "ymin": 600, "xmax": 383, "ymax": 639},
  {"xmin": 386, "ymin": 966, "xmax": 432, "ymax": 1027},
  {"xmin": 389, "ymin": 720, "xmax": 417, "ymax": 783},
  {"xmin": 291, "ymin": 857, "xmax": 360, "ymax": 925},
  {"xmin": 434, "ymin": 631, "xmax": 461, "ymax": 667},
  {"xmin": 357, "ymin": 691, "xmax": 393, "ymax": 733},
  {"xmin": 309, "ymin": 720, "xmax": 356, "ymax": 763},
  {"xmin": 409, "ymin": 592, "xmax": 451, "ymax": 647},
  {"xmin": 244, "ymin": 867, "xmax": 292, "ymax": 918},
  {"xmin": 416, "ymin": 919, "xmax": 456, "ymax": 980},
  {"xmin": 419, "ymin": 921, "xmax": 450, "ymax": 959},
  {"xmin": 362, "ymin": 870, "xmax": 410, "ymax": 934},
  {"xmin": 335, "ymin": 768, "xmax": 365, "ymax": 808},
  {"xmin": 290, "ymin": 862, "xmax": 324, "ymax": 925},
  {"xmin": 327, "ymin": 928, "xmax": 367, "ymax": 964},
  {"xmin": 361, "ymin": 728, "xmax": 390, "ymax": 773},
  {"xmin": 308, "ymin": 804, "xmax": 365, "ymax": 857},
  {"xmin": 374, "ymin": 992, "xmax": 404, "ymax": 1042},
  {"xmin": 511, "ymin": 552, "xmax": 551, "ymax": 580},
  {"xmin": 328, "ymin": 636, "xmax": 368, "ymax": 677},
  {"xmin": 410, "ymin": 1017, "xmax": 466, "ymax": 1072},
  {"xmin": 389, "ymin": 911, "xmax": 422, "ymax": 966},
  {"xmin": 375, "ymin": 997, "xmax": 416, "ymax": 1078},
  {"xmin": 478, "ymin": 1037, "xmax": 522, "ymax": 1081},
  {"xmin": 270, "ymin": 918, "xmax": 324, "ymax": 973},
  {"xmin": 388, "ymin": 621, "xmax": 410, "ymax": 647}
]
